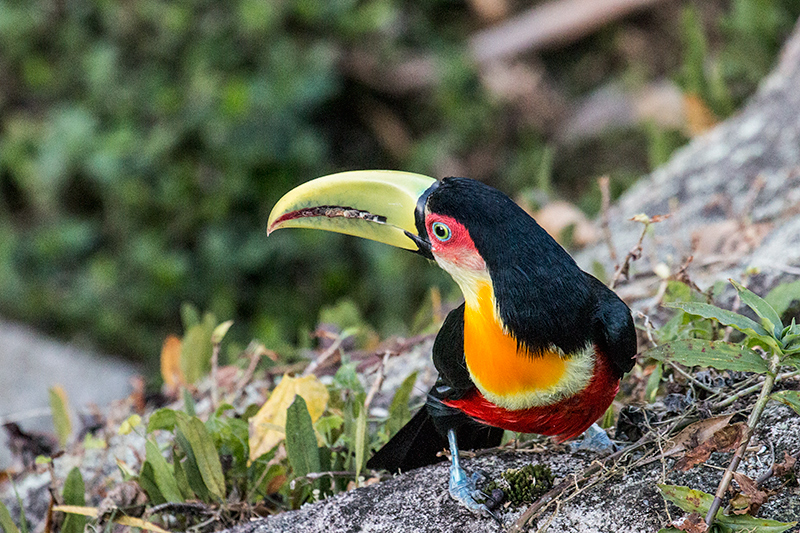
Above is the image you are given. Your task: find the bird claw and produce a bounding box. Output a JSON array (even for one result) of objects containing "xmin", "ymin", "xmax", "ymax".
[
  {"xmin": 570, "ymin": 422, "xmax": 616, "ymax": 453},
  {"xmin": 449, "ymin": 465, "xmax": 502, "ymax": 524}
]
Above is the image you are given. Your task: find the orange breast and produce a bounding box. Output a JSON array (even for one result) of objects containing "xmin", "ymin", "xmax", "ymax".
[{"xmin": 463, "ymin": 284, "xmax": 567, "ymax": 399}]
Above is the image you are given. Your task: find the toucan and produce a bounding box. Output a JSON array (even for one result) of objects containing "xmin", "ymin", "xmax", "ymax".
[{"xmin": 268, "ymin": 171, "xmax": 637, "ymax": 515}]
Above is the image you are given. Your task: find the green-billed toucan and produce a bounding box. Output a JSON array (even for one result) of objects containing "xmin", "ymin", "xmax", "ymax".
[{"xmin": 268, "ymin": 171, "xmax": 637, "ymax": 515}]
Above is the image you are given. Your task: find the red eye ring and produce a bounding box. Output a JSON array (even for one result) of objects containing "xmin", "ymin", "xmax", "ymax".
[{"xmin": 431, "ymin": 221, "xmax": 452, "ymax": 242}]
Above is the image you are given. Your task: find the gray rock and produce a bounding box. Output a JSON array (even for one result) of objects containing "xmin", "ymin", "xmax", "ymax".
[{"xmin": 0, "ymin": 318, "xmax": 139, "ymax": 469}]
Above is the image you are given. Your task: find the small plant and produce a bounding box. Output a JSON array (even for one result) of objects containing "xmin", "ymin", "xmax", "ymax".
[{"xmin": 647, "ymin": 279, "xmax": 800, "ymax": 531}]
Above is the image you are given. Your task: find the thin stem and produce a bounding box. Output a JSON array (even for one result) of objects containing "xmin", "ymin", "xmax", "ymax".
[
  {"xmin": 669, "ymin": 362, "xmax": 718, "ymax": 395},
  {"xmin": 705, "ymin": 353, "xmax": 780, "ymax": 525},
  {"xmin": 713, "ymin": 369, "xmax": 800, "ymax": 409}
]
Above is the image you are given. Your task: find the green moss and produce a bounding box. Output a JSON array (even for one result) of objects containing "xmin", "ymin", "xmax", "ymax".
[{"xmin": 483, "ymin": 464, "xmax": 555, "ymax": 507}]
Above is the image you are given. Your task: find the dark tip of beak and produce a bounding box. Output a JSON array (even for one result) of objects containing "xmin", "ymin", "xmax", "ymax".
[{"xmin": 405, "ymin": 231, "xmax": 433, "ymax": 260}]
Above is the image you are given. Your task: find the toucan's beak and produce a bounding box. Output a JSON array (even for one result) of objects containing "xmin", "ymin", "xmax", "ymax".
[{"xmin": 268, "ymin": 170, "xmax": 438, "ymax": 256}]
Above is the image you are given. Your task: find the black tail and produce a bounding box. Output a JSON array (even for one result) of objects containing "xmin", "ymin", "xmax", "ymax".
[{"xmin": 367, "ymin": 404, "xmax": 505, "ymax": 473}]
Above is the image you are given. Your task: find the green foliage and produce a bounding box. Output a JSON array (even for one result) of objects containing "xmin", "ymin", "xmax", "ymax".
[
  {"xmin": 60, "ymin": 468, "xmax": 87, "ymax": 533},
  {"xmin": 771, "ymin": 390, "xmax": 800, "ymax": 416},
  {"xmin": 285, "ymin": 396, "xmax": 321, "ymax": 482},
  {"xmin": 647, "ymin": 340, "xmax": 769, "ymax": 374},
  {"xmin": 650, "ymin": 279, "xmax": 800, "ymax": 530},
  {"xmin": 658, "ymin": 485, "xmax": 795, "ymax": 532},
  {"xmin": 0, "ymin": 0, "xmax": 455, "ymax": 362},
  {"xmin": 0, "ymin": 500, "xmax": 21, "ymax": 533},
  {"xmin": 677, "ymin": 0, "xmax": 800, "ymax": 117},
  {"xmin": 180, "ymin": 306, "xmax": 216, "ymax": 384},
  {"xmin": 385, "ymin": 371, "xmax": 417, "ymax": 439},
  {"xmin": 48, "ymin": 386, "xmax": 72, "ymax": 447}
]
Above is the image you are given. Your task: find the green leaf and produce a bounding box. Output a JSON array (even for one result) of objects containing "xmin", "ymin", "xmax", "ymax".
[
  {"xmin": 720, "ymin": 515, "xmax": 795, "ymax": 533},
  {"xmin": 771, "ymin": 390, "xmax": 800, "ymax": 416},
  {"xmin": 315, "ymin": 415, "xmax": 344, "ymax": 447},
  {"xmin": 386, "ymin": 371, "xmax": 417, "ymax": 438},
  {"xmin": 646, "ymin": 340, "xmax": 769, "ymax": 373},
  {"xmin": 175, "ymin": 414, "xmax": 226, "ymax": 500},
  {"xmin": 765, "ymin": 279, "xmax": 800, "ymax": 318},
  {"xmin": 180, "ymin": 312, "xmax": 216, "ymax": 384},
  {"xmin": 665, "ymin": 301, "xmax": 770, "ymax": 338},
  {"xmin": 0, "ymin": 500, "xmax": 21, "ymax": 533},
  {"xmin": 172, "ymin": 456, "xmax": 195, "ymax": 500},
  {"xmin": 783, "ymin": 354, "xmax": 800, "ymax": 369},
  {"xmin": 211, "ymin": 320, "xmax": 234, "ymax": 344},
  {"xmin": 147, "ymin": 408, "xmax": 178, "ymax": 433},
  {"xmin": 658, "ymin": 484, "xmax": 712, "ymax": 515},
  {"xmin": 658, "ymin": 484, "xmax": 795, "ymax": 532},
  {"xmin": 174, "ymin": 428, "xmax": 210, "ymax": 501},
  {"xmin": 333, "ymin": 362, "xmax": 364, "ymax": 394},
  {"xmin": 644, "ymin": 362, "xmax": 663, "ymax": 403},
  {"xmin": 285, "ymin": 395, "xmax": 321, "ymax": 479},
  {"xmin": 206, "ymin": 414, "xmax": 249, "ymax": 479},
  {"xmin": 60, "ymin": 468, "xmax": 86, "ymax": 533},
  {"xmin": 731, "ymin": 279, "xmax": 783, "ymax": 337},
  {"xmin": 180, "ymin": 302, "xmax": 201, "ymax": 329},
  {"xmin": 137, "ymin": 461, "xmax": 166, "ymax": 504},
  {"xmin": 182, "ymin": 389, "xmax": 196, "ymax": 417},
  {"xmin": 145, "ymin": 440, "xmax": 184, "ymax": 502},
  {"xmin": 48, "ymin": 386, "xmax": 72, "ymax": 447},
  {"xmin": 354, "ymin": 403, "xmax": 367, "ymax": 481}
]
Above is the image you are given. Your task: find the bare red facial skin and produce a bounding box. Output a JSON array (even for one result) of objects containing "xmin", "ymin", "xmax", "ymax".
[{"xmin": 425, "ymin": 213, "xmax": 486, "ymax": 271}]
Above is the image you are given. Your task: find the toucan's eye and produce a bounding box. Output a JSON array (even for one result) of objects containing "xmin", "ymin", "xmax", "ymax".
[{"xmin": 431, "ymin": 221, "xmax": 452, "ymax": 242}]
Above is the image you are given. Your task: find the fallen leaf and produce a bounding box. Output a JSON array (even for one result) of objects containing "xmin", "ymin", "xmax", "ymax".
[
  {"xmin": 248, "ymin": 374, "xmax": 329, "ymax": 462},
  {"xmin": 664, "ymin": 414, "xmax": 735, "ymax": 457},
  {"xmin": 730, "ymin": 472, "xmax": 771, "ymax": 516},
  {"xmin": 674, "ymin": 423, "xmax": 747, "ymax": 471},
  {"xmin": 773, "ymin": 451, "xmax": 798, "ymax": 478},
  {"xmin": 53, "ymin": 506, "xmax": 168, "ymax": 533},
  {"xmin": 672, "ymin": 512, "xmax": 708, "ymax": 533},
  {"xmin": 160, "ymin": 335, "xmax": 185, "ymax": 392}
]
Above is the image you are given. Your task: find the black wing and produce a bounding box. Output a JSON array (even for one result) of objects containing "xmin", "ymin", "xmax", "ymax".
[
  {"xmin": 431, "ymin": 303, "xmax": 473, "ymax": 394},
  {"xmin": 586, "ymin": 273, "xmax": 638, "ymax": 377}
]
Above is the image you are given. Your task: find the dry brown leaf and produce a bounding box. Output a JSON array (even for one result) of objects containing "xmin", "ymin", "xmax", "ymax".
[
  {"xmin": 773, "ymin": 451, "xmax": 798, "ymax": 478},
  {"xmin": 673, "ymin": 512, "xmax": 708, "ymax": 533},
  {"xmin": 730, "ymin": 472, "xmax": 771, "ymax": 515},
  {"xmin": 664, "ymin": 414, "xmax": 735, "ymax": 457},
  {"xmin": 160, "ymin": 335, "xmax": 185, "ymax": 392},
  {"xmin": 683, "ymin": 93, "xmax": 718, "ymax": 136},
  {"xmin": 248, "ymin": 374, "xmax": 330, "ymax": 462},
  {"xmin": 674, "ymin": 423, "xmax": 747, "ymax": 471},
  {"xmin": 266, "ymin": 473, "xmax": 288, "ymax": 495},
  {"xmin": 468, "ymin": 0, "xmax": 508, "ymax": 23},
  {"xmin": 53, "ymin": 506, "xmax": 168, "ymax": 533}
]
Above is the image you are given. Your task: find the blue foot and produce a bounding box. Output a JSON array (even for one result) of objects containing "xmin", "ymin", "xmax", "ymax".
[
  {"xmin": 570, "ymin": 422, "xmax": 616, "ymax": 452},
  {"xmin": 446, "ymin": 430, "xmax": 502, "ymax": 523}
]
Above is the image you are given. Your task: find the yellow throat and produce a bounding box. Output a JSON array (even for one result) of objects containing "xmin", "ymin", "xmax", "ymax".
[{"xmin": 462, "ymin": 282, "xmax": 595, "ymax": 410}]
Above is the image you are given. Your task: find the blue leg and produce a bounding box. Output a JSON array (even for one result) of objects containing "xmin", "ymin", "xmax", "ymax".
[
  {"xmin": 569, "ymin": 422, "xmax": 616, "ymax": 452},
  {"xmin": 447, "ymin": 429, "xmax": 501, "ymax": 522}
]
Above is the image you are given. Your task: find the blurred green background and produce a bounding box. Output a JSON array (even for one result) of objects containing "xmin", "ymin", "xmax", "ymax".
[{"xmin": 0, "ymin": 0, "xmax": 798, "ymax": 365}]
